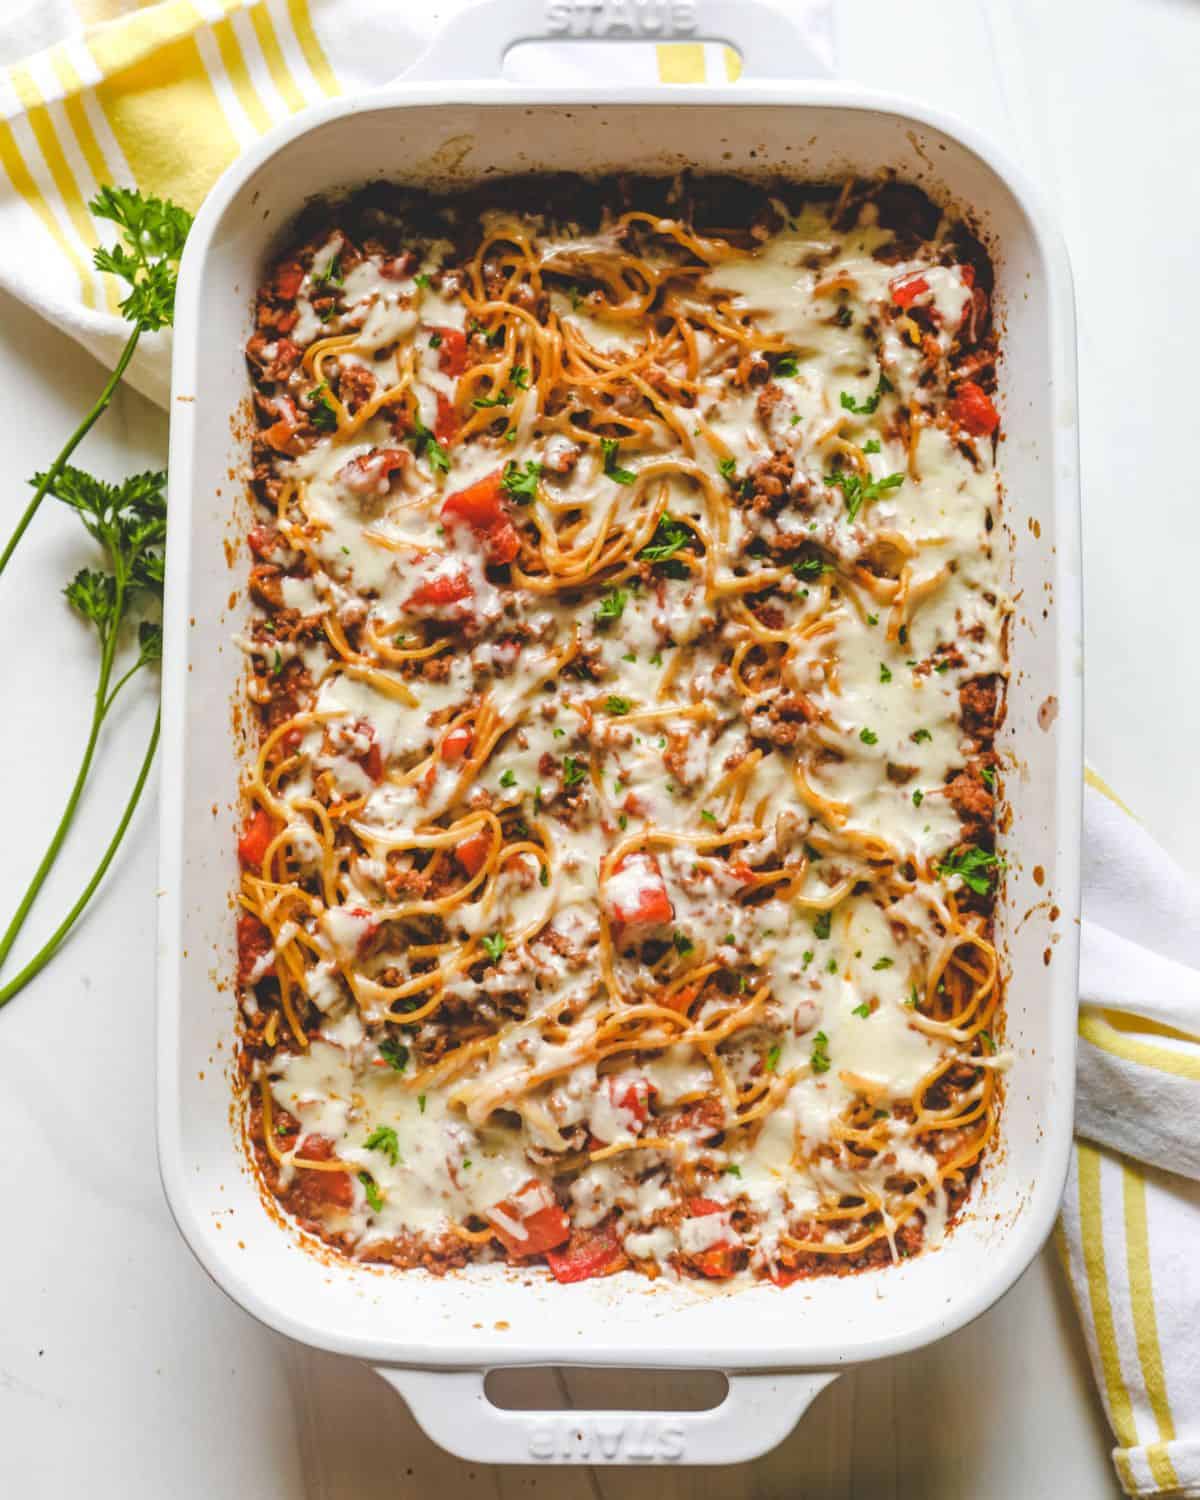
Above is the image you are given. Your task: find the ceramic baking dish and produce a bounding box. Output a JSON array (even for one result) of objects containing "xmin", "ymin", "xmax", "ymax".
[{"xmin": 157, "ymin": 0, "xmax": 1082, "ymax": 1467}]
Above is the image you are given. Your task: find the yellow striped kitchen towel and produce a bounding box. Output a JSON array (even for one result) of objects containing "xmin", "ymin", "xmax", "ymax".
[
  {"xmin": 1, "ymin": 6, "xmax": 1196, "ymax": 1495},
  {"xmin": 0, "ymin": 0, "xmax": 775, "ymax": 406},
  {"xmin": 1057, "ymin": 773, "xmax": 1200, "ymax": 1497}
]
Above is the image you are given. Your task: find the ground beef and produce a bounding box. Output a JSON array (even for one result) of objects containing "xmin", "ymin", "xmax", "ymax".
[
  {"xmin": 249, "ymin": 563, "xmax": 285, "ymax": 610},
  {"xmin": 944, "ymin": 764, "xmax": 994, "ymax": 843},
  {"xmin": 743, "ymin": 452, "xmax": 794, "ymax": 512},
  {"xmin": 959, "ymin": 674, "xmax": 1001, "ymax": 739},
  {"xmin": 336, "ymin": 363, "xmax": 378, "ymax": 412},
  {"xmin": 756, "ymin": 382, "xmax": 785, "ymax": 426}
]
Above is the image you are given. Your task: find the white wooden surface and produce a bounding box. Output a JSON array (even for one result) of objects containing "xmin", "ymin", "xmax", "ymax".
[{"xmin": 3, "ymin": 0, "xmax": 1198, "ymax": 1492}]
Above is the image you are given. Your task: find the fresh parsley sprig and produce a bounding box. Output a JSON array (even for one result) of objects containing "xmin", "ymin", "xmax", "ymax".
[
  {"xmin": 0, "ymin": 188, "xmax": 191, "ymax": 576},
  {"xmin": 0, "ymin": 466, "xmax": 168, "ymax": 1006},
  {"xmin": 825, "ymin": 467, "xmax": 905, "ymax": 523}
]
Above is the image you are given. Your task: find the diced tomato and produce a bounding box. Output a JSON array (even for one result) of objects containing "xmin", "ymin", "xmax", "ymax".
[
  {"xmin": 546, "ymin": 1222, "xmax": 628, "ymax": 1284},
  {"xmin": 432, "ymin": 326, "xmax": 469, "ymax": 376},
  {"xmin": 890, "ymin": 273, "xmax": 929, "ymax": 309},
  {"xmin": 262, "ymin": 417, "xmax": 298, "ymax": 453},
  {"xmin": 238, "ymin": 807, "xmax": 275, "ymax": 871},
  {"xmin": 236, "ymin": 912, "xmax": 274, "ymax": 986},
  {"xmin": 440, "ymin": 725, "xmax": 473, "ymax": 763},
  {"xmin": 294, "ymin": 1135, "xmax": 354, "ymax": 1209},
  {"xmin": 247, "ymin": 524, "xmax": 280, "ymax": 560},
  {"xmin": 958, "ymin": 263, "xmax": 976, "ymax": 288},
  {"xmin": 729, "ymin": 861, "xmax": 756, "ymax": 886},
  {"xmin": 440, "ymin": 470, "xmax": 521, "ymax": 566},
  {"xmin": 695, "ymin": 1248, "xmax": 738, "ymax": 1279},
  {"xmin": 608, "ymin": 1075, "xmax": 655, "ymax": 1125},
  {"xmin": 949, "ymin": 381, "xmax": 1000, "ymax": 437},
  {"xmin": 361, "ymin": 741, "xmax": 384, "ymax": 783},
  {"xmin": 455, "ymin": 827, "xmax": 493, "ymax": 877},
  {"xmin": 337, "ymin": 447, "xmax": 409, "ymax": 496},
  {"xmin": 688, "ymin": 1197, "xmax": 725, "ymax": 1217},
  {"xmin": 273, "ymin": 259, "xmax": 304, "ymax": 299},
  {"xmin": 661, "ymin": 981, "xmax": 700, "ymax": 1015},
  {"xmin": 407, "ymin": 565, "xmax": 473, "ymax": 609},
  {"xmin": 607, "ymin": 851, "xmax": 674, "ymax": 929},
  {"xmin": 434, "ymin": 391, "xmax": 460, "ymax": 447},
  {"xmin": 488, "ymin": 1179, "xmax": 571, "ymax": 1258},
  {"xmin": 768, "ymin": 1263, "xmax": 806, "ymax": 1288}
]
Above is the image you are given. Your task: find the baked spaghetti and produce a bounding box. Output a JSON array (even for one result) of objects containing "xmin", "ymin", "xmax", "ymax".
[{"xmin": 236, "ymin": 175, "xmax": 1006, "ymax": 1286}]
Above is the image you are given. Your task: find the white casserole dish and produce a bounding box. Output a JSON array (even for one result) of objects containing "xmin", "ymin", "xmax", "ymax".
[{"xmin": 158, "ymin": 0, "xmax": 1082, "ymax": 1467}]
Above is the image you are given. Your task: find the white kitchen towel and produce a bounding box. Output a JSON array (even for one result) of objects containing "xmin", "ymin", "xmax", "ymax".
[{"xmin": 1, "ymin": 4, "xmax": 1198, "ymax": 1496}]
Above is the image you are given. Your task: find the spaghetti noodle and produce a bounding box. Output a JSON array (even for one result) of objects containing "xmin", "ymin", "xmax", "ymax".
[{"xmin": 236, "ymin": 175, "xmax": 1007, "ymax": 1286}]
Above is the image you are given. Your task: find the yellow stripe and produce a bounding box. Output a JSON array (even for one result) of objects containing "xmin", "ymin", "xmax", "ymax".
[
  {"xmin": 0, "ymin": 119, "xmax": 94, "ymax": 303},
  {"xmin": 285, "ymin": 0, "xmax": 339, "ymax": 98},
  {"xmin": 1122, "ymin": 1167, "xmax": 1179, "ymax": 1490},
  {"xmin": 1114, "ymin": 1451, "xmax": 1137, "ymax": 1494},
  {"xmin": 8, "ymin": 67, "xmax": 99, "ymax": 309},
  {"xmin": 1102, "ymin": 1007, "xmax": 1199, "ymax": 1046},
  {"xmin": 212, "ymin": 16, "xmax": 273, "ymax": 135},
  {"xmin": 657, "ymin": 43, "xmax": 706, "ymax": 84},
  {"xmin": 49, "ymin": 45, "xmax": 123, "ymax": 314},
  {"xmin": 1077, "ymin": 1144, "xmax": 1139, "ymax": 1449},
  {"xmin": 1085, "ymin": 766, "xmax": 1136, "ymax": 819},
  {"xmin": 88, "ymin": 26, "xmax": 240, "ymax": 212},
  {"xmin": 723, "ymin": 45, "xmax": 743, "ymax": 82},
  {"xmin": 1080, "ymin": 1010, "xmax": 1200, "ymax": 1083},
  {"xmin": 248, "ymin": 2, "xmax": 306, "ymax": 114}
]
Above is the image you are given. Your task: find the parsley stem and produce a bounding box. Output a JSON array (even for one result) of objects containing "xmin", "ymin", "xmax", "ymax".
[
  {"xmin": 0, "ymin": 326, "xmax": 140, "ymax": 579},
  {"xmin": 0, "ymin": 710, "xmax": 159, "ymax": 1009},
  {"xmin": 0, "ymin": 588, "xmax": 126, "ymax": 971}
]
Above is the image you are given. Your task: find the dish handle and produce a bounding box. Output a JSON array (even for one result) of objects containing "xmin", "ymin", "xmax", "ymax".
[
  {"xmin": 374, "ymin": 1366, "xmax": 838, "ymax": 1465},
  {"xmin": 401, "ymin": 0, "xmax": 833, "ymax": 85}
]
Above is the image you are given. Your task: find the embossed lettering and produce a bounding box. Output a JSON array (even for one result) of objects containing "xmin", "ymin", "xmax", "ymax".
[
  {"xmin": 658, "ymin": 1423, "xmax": 686, "ymax": 1461},
  {"xmin": 528, "ymin": 1423, "xmax": 556, "ymax": 1461},
  {"xmin": 545, "ymin": 0, "xmax": 572, "ymax": 31},
  {"xmin": 542, "ymin": 0, "xmax": 697, "ymax": 37}
]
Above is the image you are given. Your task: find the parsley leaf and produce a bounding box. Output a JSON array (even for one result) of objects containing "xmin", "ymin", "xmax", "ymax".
[
  {"xmin": 306, "ymin": 381, "xmax": 338, "ymax": 432},
  {"xmin": 604, "ymin": 695, "xmax": 631, "ymax": 715},
  {"xmin": 482, "ymin": 932, "xmax": 507, "ymax": 962},
  {"xmin": 936, "ymin": 845, "xmax": 1006, "ymax": 895},
  {"xmin": 879, "ymin": 663, "xmax": 892, "ymax": 683},
  {"xmin": 600, "ymin": 437, "xmax": 637, "ymax": 485},
  {"xmin": 872, "ymin": 957, "xmax": 894, "ymax": 971},
  {"xmin": 407, "ymin": 415, "xmax": 451, "ymax": 475},
  {"xmin": 718, "ymin": 457, "xmax": 738, "ymax": 482},
  {"xmin": 379, "ymin": 1038, "xmax": 409, "ymax": 1073},
  {"xmin": 912, "ymin": 728, "xmax": 932, "ymax": 744},
  {"xmin": 562, "ymin": 756, "xmax": 587, "ymax": 788},
  {"xmin": 358, "ymin": 1172, "xmax": 384, "ymax": 1212},
  {"xmin": 813, "ymin": 911, "xmax": 832, "ymax": 940},
  {"xmin": 810, "ymin": 1031, "xmax": 831, "ymax": 1074},
  {"xmin": 472, "ymin": 388, "xmax": 512, "ymax": 409},
  {"xmin": 365, "ymin": 1125, "xmax": 400, "ymax": 1165},
  {"xmin": 595, "ymin": 586, "xmax": 627, "ymax": 623},
  {"xmin": 502, "ymin": 460, "xmax": 540, "ymax": 503},
  {"xmin": 839, "ymin": 372, "xmax": 892, "ymax": 416},
  {"xmin": 825, "ymin": 468, "xmax": 905, "ymax": 523},
  {"xmin": 912, "ymin": 789, "xmax": 924, "ymax": 807},
  {"xmin": 499, "ymin": 768, "xmax": 517, "ymax": 788},
  {"xmin": 852, "ymin": 1002, "xmax": 871, "ymax": 1018},
  {"xmin": 981, "ymin": 766, "xmax": 996, "ymax": 791},
  {"xmin": 859, "ymin": 727, "xmax": 879, "ymax": 745},
  {"xmin": 90, "ymin": 186, "xmax": 192, "ymax": 333},
  {"xmin": 673, "ymin": 931, "xmax": 694, "ymax": 955},
  {"xmin": 772, "ymin": 354, "xmax": 800, "ymax": 377},
  {"xmin": 315, "ymin": 253, "xmax": 344, "ymax": 288},
  {"xmin": 723, "ymin": 1164, "xmax": 742, "ymax": 1177},
  {"xmin": 765, "ymin": 1043, "xmax": 782, "ymax": 1072},
  {"xmin": 639, "ymin": 515, "xmax": 691, "ymax": 567}
]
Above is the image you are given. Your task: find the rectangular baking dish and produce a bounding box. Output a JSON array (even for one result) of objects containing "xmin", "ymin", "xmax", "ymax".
[{"xmin": 157, "ymin": 0, "xmax": 1082, "ymax": 1467}]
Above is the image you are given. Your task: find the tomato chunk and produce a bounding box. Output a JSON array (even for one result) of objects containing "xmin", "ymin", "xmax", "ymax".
[
  {"xmin": 608, "ymin": 1075, "xmax": 655, "ymax": 1126},
  {"xmin": 435, "ymin": 391, "xmax": 460, "ymax": 447},
  {"xmin": 607, "ymin": 851, "xmax": 673, "ymax": 929},
  {"xmin": 546, "ymin": 1222, "xmax": 628, "ymax": 1284},
  {"xmin": 361, "ymin": 741, "xmax": 384, "ymax": 783},
  {"xmin": 408, "ymin": 565, "xmax": 473, "ymax": 609},
  {"xmin": 440, "ymin": 470, "xmax": 520, "ymax": 565},
  {"xmin": 768, "ymin": 1263, "xmax": 806, "ymax": 1288},
  {"xmin": 337, "ymin": 448, "xmax": 409, "ymax": 497},
  {"xmin": 454, "ymin": 827, "xmax": 492, "ymax": 877},
  {"xmin": 890, "ymin": 273, "xmax": 929, "ymax": 309},
  {"xmin": 238, "ymin": 807, "xmax": 275, "ymax": 871},
  {"xmin": 236, "ymin": 912, "xmax": 273, "ymax": 986},
  {"xmin": 273, "ymin": 259, "xmax": 304, "ymax": 300},
  {"xmin": 293, "ymin": 1135, "xmax": 354, "ymax": 1210},
  {"xmin": 488, "ymin": 1179, "xmax": 571, "ymax": 1258},
  {"xmin": 247, "ymin": 524, "xmax": 281, "ymax": 560},
  {"xmin": 695, "ymin": 1248, "xmax": 738, "ymax": 1279},
  {"xmin": 432, "ymin": 326, "xmax": 469, "ymax": 376},
  {"xmin": 949, "ymin": 381, "xmax": 999, "ymax": 437},
  {"xmin": 440, "ymin": 725, "xmax": 473, "ymax": 763}
]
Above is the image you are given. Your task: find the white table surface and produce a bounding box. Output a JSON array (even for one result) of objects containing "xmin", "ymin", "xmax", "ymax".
[{"xmin": 3, "ymin": 0, "xmax": 1197, "ymax": 1493}]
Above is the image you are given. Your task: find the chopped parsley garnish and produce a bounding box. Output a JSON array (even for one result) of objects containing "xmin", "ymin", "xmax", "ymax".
[
  {"xmin": 772, "ymin": 354, "xmax": 800, "ymax": 377},
  {"xmin": 863, "ymin": 439, "xmax": 881, "ymax": 454},
  {"xmin": 937, "ymin": 845, "xmax": 1005, "ymax": 895},
  {"xmin": 872, "ymin": 957, "xmax": 893, "ymax": 971},
  {"xmin": 315, "ymin": 253, "xmax": 343, "ymax": 288},
  {"xmin": 595, "ymin": 586, "xmax": 627, "ymax": 622},
  {"xmin": 604, "ymin": 695, "xmax": 631, "ymax": 715},
  {"xmin": 908, "ymin": 985, "xmax": 920, "ymax": 1008},
  {"xmin": 482, "ymin": 932, "xmax": 507, "ymax": 963},
  {"xmin": 358, "ymin": 1172, "xmax": 384, "ymax": 1212},
  {"xmin": 472, "ymin": 388, "xmax": 512, "ymax": 409},
  {"xmin": 765, "ymin": 1043, "xmax": 781, "ymax": 1072},
  {"xmin": 306, "ymin": 381, "xmax": 337, "ymax": 432},
  {"xmin": 413, "ymin": 272, "xmax": 431, "ymax": 289},
  {"xmin": 600, "ymin": 437, "xmax": 637, "ymax": 485},
  {"xmin": 502, "ymin": 459, "xmax": 540, "ymax": 503},
  {"xmin": 407, "ymin": 416, "xmax": 450, "ymax": 475},
  {"xmin": 879, "ymin": 663, "xmax": 892, "ymax": 684},
  {"xmin": 418, "ymin": 1094, "xmax": 427, "ymax": 1113},
  {"xmin": 617, "ymin": 813, "xmax": 628, "ymax": 830},
  {"xmin": 379, "ymin": 1037, "xmax": 409, "ymax": 1073},
  {"xmin": 793, "ymin": 556, "xmax": 833, "ymax": 579},
  {"xmin": 912, "ymin": 789, "xmax": 924, "ymax": 807},
  {"xmin": 980, "ymin": 1030, "xmax": 997, "ymax": 1054},
  {"xmin": 912, "ymin": 728, "xmax": 932, "ymax": 744},
  {"xmin": 723, "ymin": 1164, "xmax": 743, "ymax": 1177},
  {"xmin": 272, "ymin": 648, "xmax": 283, "ymax": 676},
  {"xmin": 700, "ymin": 809, "xmax": 717, "ymax": 824},
  {"xmin": 852, "ymin": 1002, "xmax": 871, "ymax": 1018},
  {"xmin": 981, "ymin": 766, "xmax": 997, "ymax": 791},
  {"xmin": 825, "ymin": 468, "xmax": 905, "ymax": 523},
  {"xmin": 365, "ymin": 1125, "xmax": 400, "ymax": 1165},
  {"xmin": 866, "ymin": 613, "xmax": 879, "ymax": 626},
  {"xmin": 649, "ymin": 650, "xmax": 664, "ymax": 666},
  {"xmin": 639, "ymin": 515, "xmax": 691, "ymax": 567},
  {"xmin": 810, "ymin": 1031, "xmax": 831, "ymax": 1074},
  {"xmin": 562, "ymin": 755, "xmax": 587, "ymax": 787},
  {"xmin": 499, "ymin": 768, "xmax": 516, "ymax": 788},
  {"xmin": 859, "ymin": 727, "xmax": 878, "ymax": 745},
  {"xmin": 839, "ymin": 372, "xmax": 892, "ymax": 416},
  {"xmin": 673, "ymin": 931, "xmax": 694, "ymax": 956},
  {"xmin": 827, "ymin": 957, "xmax": 839, "ymax": 974},
  {"xmin": 834, "ymin": 305, "xmax": 853, "ymax": 328},
  {"xmin": 428, "ymin": 330, "xmax": 443, "ymax": 348},
  {"xmin": 813, "ymin": 911, "xmax": 832, "ymax": 940},
  {"xmin": 511, "ymin": 365, "xmax": 530, "ymax": 389},
  {"xmin": 718, "ymin": 456, "xmax": 738, "ymax": 482}
]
